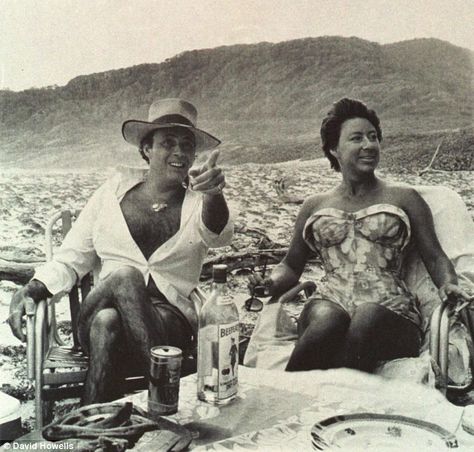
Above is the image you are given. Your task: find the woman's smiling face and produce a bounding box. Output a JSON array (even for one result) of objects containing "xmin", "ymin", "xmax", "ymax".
[{"xmin": 331, "ymin": 117, "xmax": 380, "ymax": 174}]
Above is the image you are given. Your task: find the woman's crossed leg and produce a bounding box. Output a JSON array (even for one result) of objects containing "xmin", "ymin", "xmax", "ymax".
[
  {"xmin": 286, "ymin": 299, "xmax": 420, "ymax": 373},
  {"xmin": 286, "ymin": 299, "xmax": 350, "ymax": 371},
  {"xmin": 336, "ymin": 303, "xmax": 421, "ymax": 372}
]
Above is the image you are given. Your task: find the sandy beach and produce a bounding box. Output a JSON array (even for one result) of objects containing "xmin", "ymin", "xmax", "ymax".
[{"xmin": 1, "ymin": 159, "xmax": 473, "ymax": 428}]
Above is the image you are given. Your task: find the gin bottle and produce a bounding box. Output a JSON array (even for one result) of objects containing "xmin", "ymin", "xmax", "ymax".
[{"xmin": 197, "ymin": 264, "xmax": 239, "ymax": 404}]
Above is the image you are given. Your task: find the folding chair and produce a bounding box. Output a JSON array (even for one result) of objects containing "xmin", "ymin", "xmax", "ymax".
[
  {"xmin": 25, "ymin": 210, "xmax": 207, "ymax": 428},
  {"xmin": 244, "ymin": 185, "xmax": 474, "ymax": 395}
]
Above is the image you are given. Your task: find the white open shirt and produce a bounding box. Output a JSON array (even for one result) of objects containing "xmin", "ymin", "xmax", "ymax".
[{"xmin": 34, "ymin": 166, "xmax": 234, "ymax": 329}]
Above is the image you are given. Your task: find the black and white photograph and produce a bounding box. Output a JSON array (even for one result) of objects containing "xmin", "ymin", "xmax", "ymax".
[{"xmin": 1, "ymin": 0, "xmax": 473, "ymax": 450}]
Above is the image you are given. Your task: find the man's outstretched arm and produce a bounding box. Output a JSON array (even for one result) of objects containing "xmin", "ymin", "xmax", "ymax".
[
  {"xmin": 189, "ymin": 149, "xmax": 230, "ymax": 234},
  {"xmin": 202, "ymin": 192, "xmax": 229, "ymax": 234}
]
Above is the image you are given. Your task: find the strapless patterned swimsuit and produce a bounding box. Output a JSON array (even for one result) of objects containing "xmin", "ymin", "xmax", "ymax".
[{"xmin": 303, "ymin": 204, "xmax": 422, "ymax": 328}]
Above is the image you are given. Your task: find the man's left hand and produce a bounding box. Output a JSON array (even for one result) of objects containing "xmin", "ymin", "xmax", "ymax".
[{"xmin": 188, "ymin": 149, "xmax": 226, "ymax": 196}]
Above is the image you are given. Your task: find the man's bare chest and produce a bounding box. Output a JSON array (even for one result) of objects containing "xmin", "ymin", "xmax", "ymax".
[{"xmin": 120, "ymin": 196, "xmax": 182, "ymax": 260}]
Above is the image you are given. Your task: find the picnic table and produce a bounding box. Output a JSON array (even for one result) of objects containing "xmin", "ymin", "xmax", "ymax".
[
  {"xmin": 129, "ymin": 366, "xmax": 473, "ymax": 450},
  {"xmin": 7, "ymin": 366, "xmax": 474, "ymax": 450}
]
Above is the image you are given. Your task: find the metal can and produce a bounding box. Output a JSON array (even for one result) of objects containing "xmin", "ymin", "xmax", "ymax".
[{"xmin": 148, "ymin": 346, "xmax": 183, "ymax": 417}]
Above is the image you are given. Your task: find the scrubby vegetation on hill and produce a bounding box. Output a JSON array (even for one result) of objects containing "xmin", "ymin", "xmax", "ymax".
[
  {"xmin": 0, "ymin": 36, "xmax": 472, "ymax": 170},
  {"xmin": 220, "ymin": 126, "xmax": 474, "ymax": 173}
]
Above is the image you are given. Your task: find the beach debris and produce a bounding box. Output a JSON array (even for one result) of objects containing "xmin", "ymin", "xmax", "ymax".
[
  {"xmin": 273, "ymin": 177, "xmax": 304, "ymax": 204},
  {"xmin": 418, "ymin": 139, "xmax": 444, "ymax": 176},
  {"xmin": 41, "ymin": 401, "xmax": 190, "ymax": 451}
]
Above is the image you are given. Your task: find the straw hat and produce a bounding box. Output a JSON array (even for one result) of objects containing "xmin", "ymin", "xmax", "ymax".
[{"xmin": 122, "ymin": 98, "xmax": 220, "ymax": 151}]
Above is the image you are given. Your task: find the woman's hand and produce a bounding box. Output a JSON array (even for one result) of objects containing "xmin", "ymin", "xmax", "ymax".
[
  {"xmin": 438, "ymin": 283, "xmax": 472, "ymax": 306},
  {"xmin": 247, "ymin": 272, "xmax": 274, "ymax": 298}
]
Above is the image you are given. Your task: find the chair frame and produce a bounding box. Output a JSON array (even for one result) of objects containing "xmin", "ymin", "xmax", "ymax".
[
  {"xmin": 25, "ymin": 209, "xmax": 207, "ymax": 428},
  {"xmin": 281, "ymin": 281, "xmax": 474, "ymax": 396},
  {"xmin": 430, "ymin": 302, "xmax": 474, "ymax": 394}
]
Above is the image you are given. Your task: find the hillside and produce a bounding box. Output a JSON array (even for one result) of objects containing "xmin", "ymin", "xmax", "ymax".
[{"xmin": 0, "ymin": 36, "xmax": 472, "ymax": 170}]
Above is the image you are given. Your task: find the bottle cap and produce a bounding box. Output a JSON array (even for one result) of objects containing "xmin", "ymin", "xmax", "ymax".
[
  {"xmin": 212, "ymin": 264, "xmax": 228, "ymax": 283},
  {"xmin": 150, "ymin": 346, "xmax": 182, "ymax": 358}
]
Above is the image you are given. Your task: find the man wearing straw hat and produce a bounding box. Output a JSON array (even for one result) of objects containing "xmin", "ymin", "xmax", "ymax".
[{"xmin": 9, "ymin": 98, "xmax": 233, "ymax": 404}]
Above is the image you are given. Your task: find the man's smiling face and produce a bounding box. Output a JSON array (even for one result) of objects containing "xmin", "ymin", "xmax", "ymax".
[{"xmin": 146, "ymin": 127, "xmax": 196, "ymax": 184}]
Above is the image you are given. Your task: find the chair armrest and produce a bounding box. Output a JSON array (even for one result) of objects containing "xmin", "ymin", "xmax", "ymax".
[
  {"xmin": 25, "ymin": 298, "xmax": 57, "ymax": 382},
  {"xmin": 277, "ymin": 281, "xmax": 317, "ymax": 304},
  {"xmin": 25, "ymin": 299, "xmax": 49, "ymax": 381},
  {"xmin": 25, "ymin": 297, "xmax": 37, "ymax": 380},
  {"xmin": 438, "ymin": 304, "xmax": 450, "ymax": 394},
  {"xmin": 430, "ymin": 302, "xmax": 474, "ymax": 394}
]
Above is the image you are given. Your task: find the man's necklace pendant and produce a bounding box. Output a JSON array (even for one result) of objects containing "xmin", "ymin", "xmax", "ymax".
[{"xmin": 151, "ymin": 202, "xmax": 168, "ymax": 213}]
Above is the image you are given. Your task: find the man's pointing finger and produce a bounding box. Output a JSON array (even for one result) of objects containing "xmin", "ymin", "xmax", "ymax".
[{"xmin": 205, "ymin": 149, "xmax": 220, "ymax": 169}]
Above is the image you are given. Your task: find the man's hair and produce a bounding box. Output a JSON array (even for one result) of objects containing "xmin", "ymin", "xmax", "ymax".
[
  {"xmin": 320, "ymin": 98, "xmax": 382, "ymax": 171},
  {"xmin": 138, "ymin": 130, "xmax": 155, "ymax": 164}
]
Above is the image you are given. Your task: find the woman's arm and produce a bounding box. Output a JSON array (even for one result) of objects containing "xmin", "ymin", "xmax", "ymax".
[
  {"xmin": 402, "ymin": 188, "xmax": 470, "ymax": 303},
  {"xmin": 249, "ymin": 197, "xmax": 316, "ymax": 298}
]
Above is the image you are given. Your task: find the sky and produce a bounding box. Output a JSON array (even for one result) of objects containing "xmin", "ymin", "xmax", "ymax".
[{"xmin": 1, "ymin": 0, "xmax": 473, "ymax": 91}]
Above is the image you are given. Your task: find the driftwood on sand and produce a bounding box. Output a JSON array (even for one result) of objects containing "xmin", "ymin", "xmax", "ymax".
[
  {"xmin": 0, "ymin": 252, "xmax": 289, "ymax": 285},
  {"xmin": 2, "ymin": 250, "xmax": 321, "ymax": 284},
  {"xmin": 418, "ymin": 139, "xmax": 444, "ymax": 176},
  {"xmin": 0, "ymin": 258, "xmax": 37, "ymax": 284},
  {"xmin": 0, "ymin": 225, "xmax": 297, "ymax": 284},
  {"xmin": 201, "ymin": 248, "xmax": 288, "ymax": 279},
  {"xmin": 1, "ymin": 178, "xmax": 308, "ymax": 285}
]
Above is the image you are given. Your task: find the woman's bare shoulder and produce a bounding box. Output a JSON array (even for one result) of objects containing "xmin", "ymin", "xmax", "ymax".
[
  {"xmin": 383, "ymin": 181, "xmax": 420, "ymax": 200},
  {"xmin": 383, "ymin": 182, "xmax": 427, "ymax": 211},
  {"xmin": 302, "ymin": 189, "xmax": 336, "ymax": 208},
  {"xmin": 300, "ymin": 190, "xmax": 336, "ymax": 216}
]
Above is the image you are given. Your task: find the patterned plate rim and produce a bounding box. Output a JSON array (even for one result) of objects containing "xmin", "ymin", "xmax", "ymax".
[{"xmin": 310, "ymin": 412, "xmax": 459, "ymax": 450}]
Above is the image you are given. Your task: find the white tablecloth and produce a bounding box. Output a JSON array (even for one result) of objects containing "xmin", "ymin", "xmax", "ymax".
[{"xmin": 127, "ymin": 366, "xmax": 474, "ymax": 451}]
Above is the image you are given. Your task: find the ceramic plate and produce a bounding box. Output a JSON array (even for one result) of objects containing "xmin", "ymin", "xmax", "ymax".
[{"xmin": 311, "ymin": 413, "xmax": 459, "ymax": 450}]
